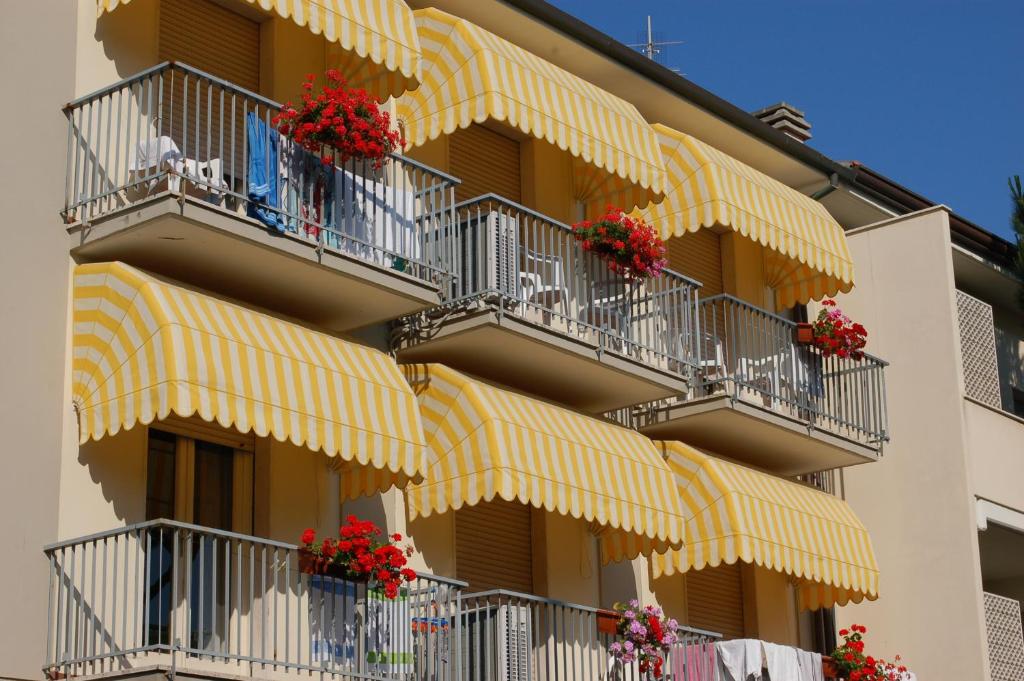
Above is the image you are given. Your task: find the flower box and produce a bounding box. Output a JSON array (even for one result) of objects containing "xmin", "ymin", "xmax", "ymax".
[
  {"xmin": 597, "ymin": 608, "xmax": 619, "ymax": 635},
  {"xmin": 298, "ymin": 547, "xmax": 359, "ymax": 580},
  {"xmin": 822, "ymin": 656, "xmax": 840, "ymax": 679},
  {"xmin": 795, "ymin": 322, "xmax": 814, "ymax": 344},
  {"xmin": 298, "ymin": 517, "xmax": 416, "ymax": 599}
]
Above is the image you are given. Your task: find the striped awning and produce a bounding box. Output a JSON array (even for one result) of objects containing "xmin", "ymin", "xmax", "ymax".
[
  {"xmin": 650, "ymin": 441, "xmax": 879, "ymax": 610},
  {"xmin": 399, "ymin": 364, "xmax": 684, "ymax": 561},
  {"xmin": 639, "ymin": 124, "xmax": 854, "ymax": 309},
  {"xmin": 395, "ymin": 8, "xmax": 665, "ymax": 202},
  {"xmin": 72, "ymin": 262, "xmax": 427, "ymax": 494},
  {"xmin": 99, "ymin": 0, "xmax": 421, "ymax": 95}
]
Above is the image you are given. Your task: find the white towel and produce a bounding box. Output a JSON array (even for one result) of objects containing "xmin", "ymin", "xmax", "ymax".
[
  {"xmin": 334, "ymin": 169, "xmax": 418, "ymax": 264},
  {"xmin": 715, "ymin": 639, "xmax": 763, "ymax": 681},
  {"xmin": 794, "ymin": 649, "xmax": 822, "ymax": 681},
  {"xmin": 763, "ymin": 642, "xmax": 799, "ymax": 680}
]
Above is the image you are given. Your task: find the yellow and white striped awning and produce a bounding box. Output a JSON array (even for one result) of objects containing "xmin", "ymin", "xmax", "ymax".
[
  {"xmin": 399, "ymin": 364, "xmax": 684, "ymax": 561},
  {"xmin": 395, "ymin": 8, "xmax": 665, "ymax": 203},
  {"xmin": 72, "ymin": 262, "xmax": 427, "ymax": 494},
  {"xmin": 639, "ymin": 124, "xmax": 854, "ymax": 309},
  {"xmin": 99, "ymin": 0, "xmax": 421, "ymax": 96},
  {"xmin": 651, "ymin": 441, "xmax": 879, "ymax": 610}
]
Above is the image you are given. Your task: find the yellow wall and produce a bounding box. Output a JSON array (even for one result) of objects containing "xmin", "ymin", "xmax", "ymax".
[
  {"xmin": 522, "ymin": 138, "xmax": 574, "ymax": 223},
  {"xmin": 722, "ymin": 233, "xmax": 770, "ymax": 308},
  {"xmin": 77, "ymin": 0, "xmax": 159, "ymax": 96},
  {"xmin": 260, "ymin": 15, "xmax": 325, "ymax": 104},
  {"xmin": 256, "ymin": 439, "xmax": 340, "ymax": 544},
  {"xmin": 747, "ymin": 568, "xmax": 799, "ymax": 644}
]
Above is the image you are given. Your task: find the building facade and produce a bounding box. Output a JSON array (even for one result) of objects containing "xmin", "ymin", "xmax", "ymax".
[
  {"xmin": 0, "ymin": 2, "xmax": 959, "ymax": 681},
  {"xmin": 828, "ymin": 168, "xmax": 1024, "ymax": 681}
]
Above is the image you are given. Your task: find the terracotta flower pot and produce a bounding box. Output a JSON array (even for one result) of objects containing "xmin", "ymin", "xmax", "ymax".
[
  {"xmin": 821, "ymin": 656, "xmax": 840, "ymax": 679},
  {"xmin": 794, "ymin": 322, "xmax": 814, "ymax": 345},
  {"xmin": 596, "ymin": 609, "xmax": 619, "ymax": 635}
]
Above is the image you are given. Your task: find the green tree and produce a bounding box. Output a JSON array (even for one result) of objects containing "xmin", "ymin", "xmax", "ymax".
[{"xmin": 1012, "ymin": 176, "xmax": 1024, "ymax": 309}]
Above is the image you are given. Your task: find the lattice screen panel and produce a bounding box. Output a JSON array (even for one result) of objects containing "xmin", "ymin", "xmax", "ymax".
[
  {"xmin": 956, "ymin": 290, "xmax": 1002, "ymax": 407},
  {"xmin": 985, "ymin": 591, "xmax": 1024, "ymax": 681}
]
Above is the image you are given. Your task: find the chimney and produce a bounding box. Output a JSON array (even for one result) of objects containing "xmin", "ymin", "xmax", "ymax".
[{"xmin": 752, "ymin": 102, "xmax": 812, "ymax": 143}]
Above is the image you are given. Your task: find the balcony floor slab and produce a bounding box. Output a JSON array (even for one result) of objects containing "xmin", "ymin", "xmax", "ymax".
[
  {"xmin": 636, "ymin": 393, "xmax": 881, "ymax": 476},
  {"xmin": 67, "ymin": 194, "xmax": 443, "ymax": 332},
  {"xmin": 394, "ymin": 306, "xmax": 690, "ymax": 414}
]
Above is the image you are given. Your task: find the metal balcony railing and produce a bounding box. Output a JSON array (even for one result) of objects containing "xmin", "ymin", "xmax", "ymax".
[
  {"xmin": 793, "ymin": 469, "xmax": 841, "ymax": 497},
  {"xmin": 43, "ymin": 520, "xmax": 464, "ymax": 681},
  {"xmin": 689, "ymin": 295, "xmax": 889, "ymax": 448},
  {"xmin": 409, "ymin": 194, "xmax": 701, "ymax": 376},
  {"xmin": 63, "ymin": 62, "xmax": 459, "ymax": 287},
  {"xmin": 459, "ymin": 590, "xmax": 719, "ymax": 681},
  {"xmin": 44, "ymin": 522, "xmax": 722, "ymax": 681}
]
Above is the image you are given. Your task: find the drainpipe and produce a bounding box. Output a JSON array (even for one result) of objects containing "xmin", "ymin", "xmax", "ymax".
[{"xmin": 810, "ymin": 173, "xmax": 840, "ymax": 201}]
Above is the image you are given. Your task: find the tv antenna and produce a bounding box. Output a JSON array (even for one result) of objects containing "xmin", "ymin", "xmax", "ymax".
[{"xmin": 629, "ymin": 15, "xmax": 683, "ymax": 71}]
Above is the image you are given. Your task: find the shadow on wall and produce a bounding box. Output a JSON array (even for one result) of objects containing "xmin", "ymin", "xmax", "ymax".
[
  {"xmin": 75, "ymin": 426, "xmax": 149, "ymax": 528},
  {"xmin": 96, "ymin": 2, "xmax": 161, "ymax": 80}
]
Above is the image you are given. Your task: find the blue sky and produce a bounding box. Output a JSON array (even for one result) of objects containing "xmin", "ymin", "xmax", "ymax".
[{"xmin": 550, "ymin": 0, "xmax": 1024, "ymax": 241}]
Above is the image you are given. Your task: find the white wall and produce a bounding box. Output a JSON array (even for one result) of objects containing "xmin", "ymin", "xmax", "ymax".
[
  {"xmin": 0, "ymin": 2, "xmax": 78, "ymax": 678},
  {"xmin": 837, "ymin": 207, "xmax": 990, "ymax": 680}
]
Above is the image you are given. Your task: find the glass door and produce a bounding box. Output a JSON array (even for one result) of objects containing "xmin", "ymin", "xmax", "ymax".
[
  {"xmin": 143, "ymin": 428, "xmax": 247, "ymax": 653},
  {"xmin": 189, "ymin": 439, "xmax": 234, "ymax": 652}
]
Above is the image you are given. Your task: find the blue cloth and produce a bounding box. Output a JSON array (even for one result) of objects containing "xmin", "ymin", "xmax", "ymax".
[{"xmin": 246, "ymin": 112, "xmax": 286, "ymax": 231}]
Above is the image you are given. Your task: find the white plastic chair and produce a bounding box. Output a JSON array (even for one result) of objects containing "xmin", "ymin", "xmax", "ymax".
[
  {"xmin": 519, "ymin": 248, "xmax": 570, "ymax": 317},
  {"xmin": 129, "ymin": 136, "xmax": 227, "ymax": 199}
]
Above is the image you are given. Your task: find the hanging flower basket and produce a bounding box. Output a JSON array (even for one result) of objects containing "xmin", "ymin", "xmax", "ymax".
[
  {"xmin": 811, "ymin": 299, "xmax": 868, "ymax": 360},
  {"xmin": 608, "ymin": 600, "xmax": 680, "ymax": 679},
  {"xmin": 572, "ymin": 209, "xmax": 667, "ymax": 281},
  {"xmin": 273, "ymin": 70, "xmax": 404, "ymax": 169},
  {"xmin": 298, "ymin": 516, "xmax": 416, "ymax": 599}
]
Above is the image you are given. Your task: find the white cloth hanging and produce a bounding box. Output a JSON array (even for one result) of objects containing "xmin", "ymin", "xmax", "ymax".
[
  {"xmin": 715, "ymin": 639, "xmax": 763, "ymax": 681},
  {"xmin": 763, "ymin": 642, "xmax": 800, "ymax": 680},
  {"xmin": 794, "ymin": 649, "xmax": 823, "ymax": 681}
]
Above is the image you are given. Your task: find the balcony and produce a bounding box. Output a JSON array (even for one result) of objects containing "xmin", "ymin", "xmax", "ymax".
[
  {"xmin": 43, "ymin": 521, "xmax": 718, "ymax": 681},
  {"xmin": 631, "ymin": 295, "xmax": 888, "ymax": 476},
  {"xmin": 392, "ymin": 195, "xmax": 700, "ymax": 413},
  {"xmin": 63, "ymin": 63, "xmax": 458, "ymax": 332}
]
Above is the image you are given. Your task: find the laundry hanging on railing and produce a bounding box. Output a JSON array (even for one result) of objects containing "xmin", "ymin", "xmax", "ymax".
[
  {"xmin": 246, "ymin": 112, "xmax": 286, "ymax": 231},
  {"xmin": 712, "ymin": 639, "xmax": 824, "ymax": 681},
  {"xmin": 330, "ymin": 168, "xmax": 418, "ymax": 270},
  {"xmin": 365, "ymin": 585, "xmax": 414, "ymax": 674}
]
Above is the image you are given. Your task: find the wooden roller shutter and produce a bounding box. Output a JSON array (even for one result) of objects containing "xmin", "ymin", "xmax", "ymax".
[
  {"xmin": 158, "ymin": 0, "xmax": 261, "ymax": 173},
  {"xmin": 685, "ymin": 563, "xmax": 746, "ymax": 640},
  {"xmin": 159, "ymin": 0, "xmax": 261, "ymax": 91},
  {"xmin": 450, "ymin": 124, "xmax": 522, "ymax": 204},
  {"xmin": 667, "ymin": 229, "xmax": 723, "ymax": 296},
  {"xmin": 455, "ymin": 499, "xmax": 534, "ymax": 593}
]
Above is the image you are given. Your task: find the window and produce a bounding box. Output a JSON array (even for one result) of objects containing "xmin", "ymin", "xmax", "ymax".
[
  {"xmin": 1012, "ymin": 387, "xmax": 1024, "ymax": 419},
  {"xmin": 145, "ymin": 429, "xmax": 177, "ymax": 521}
]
